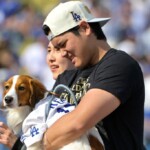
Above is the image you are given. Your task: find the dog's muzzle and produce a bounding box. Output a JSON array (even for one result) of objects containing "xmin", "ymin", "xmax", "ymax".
[{"xmin": 4, "ymin": 96, "xmax": 13, "ymax": 104}]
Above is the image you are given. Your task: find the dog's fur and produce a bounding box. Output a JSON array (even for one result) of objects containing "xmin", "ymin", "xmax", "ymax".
[
  {"xmin": 2, "ymin": 75, "xmax": 47, "ymax": 135},
  {"xmin": 1, "ymin": 75, "xmax": 105, "ymax": 150}
]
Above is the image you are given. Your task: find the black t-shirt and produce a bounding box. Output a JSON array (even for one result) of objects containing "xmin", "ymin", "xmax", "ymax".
[{"xmin": 54, "ymin": 49, "xmax": 145, "ymax": 150}]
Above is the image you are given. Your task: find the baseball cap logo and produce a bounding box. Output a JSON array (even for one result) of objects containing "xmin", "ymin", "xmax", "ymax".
[{"xmin": 70, "ymin": 11, "xmax": 81, "ymax": 22}]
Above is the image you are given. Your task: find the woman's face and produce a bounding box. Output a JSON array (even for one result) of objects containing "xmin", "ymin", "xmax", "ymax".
[{"xmin": 46, "ymin": 42, "xmax": 75, "ymax": 80}]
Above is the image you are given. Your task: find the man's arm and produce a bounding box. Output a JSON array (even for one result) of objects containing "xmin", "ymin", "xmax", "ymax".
[{"xmin": 43, "ymin": 88, "xmax": 120, "ymax": 150}]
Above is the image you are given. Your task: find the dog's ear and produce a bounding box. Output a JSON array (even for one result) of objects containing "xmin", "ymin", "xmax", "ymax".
[{"xmin": 29, "ymin": 78, "xmax": 47, "ymax": 108}]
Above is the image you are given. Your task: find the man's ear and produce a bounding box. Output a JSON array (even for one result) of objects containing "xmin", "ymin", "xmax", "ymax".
[{"xmin": 79, "ymin": 21, "xmax": 91, "ymax": 36}]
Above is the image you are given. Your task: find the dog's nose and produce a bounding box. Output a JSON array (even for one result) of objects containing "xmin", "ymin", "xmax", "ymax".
[{"xmin": 5, "ymin": 96, "xmax": 13, "ymax": 104}]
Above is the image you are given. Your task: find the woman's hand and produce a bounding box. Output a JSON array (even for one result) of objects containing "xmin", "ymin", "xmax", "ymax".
[{"xmin": 0, "ymin": 122, "xmax": 17, "ymax": 149}]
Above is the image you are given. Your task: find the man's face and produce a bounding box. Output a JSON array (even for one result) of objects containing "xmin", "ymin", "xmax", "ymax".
[{"xmin": 50, "ymin": 24, "xmax": 94, "ymax": 69}]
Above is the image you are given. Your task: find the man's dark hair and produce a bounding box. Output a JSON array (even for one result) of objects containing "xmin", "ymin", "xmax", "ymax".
[
  {"xmin": 89, "ymin": 22, "xmax": 107, "ymax": 41},
  {"xmin": 42, "ymin": 22, "xmax": 107, "ymax": 41}
]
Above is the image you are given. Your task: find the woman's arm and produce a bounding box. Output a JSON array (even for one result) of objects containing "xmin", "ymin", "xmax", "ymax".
[{"xmin": 0, "ymin": 122, "xmax": 17, "ymax": 149}]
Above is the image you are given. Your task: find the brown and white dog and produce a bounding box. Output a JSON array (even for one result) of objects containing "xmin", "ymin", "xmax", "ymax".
[
  {"xmin": 1, "ymin": 75, "xmax": 47, "ymax": 135},
  {"xmin": 1, "ymin": 75, "xmax": 105, "ymax": 150}
]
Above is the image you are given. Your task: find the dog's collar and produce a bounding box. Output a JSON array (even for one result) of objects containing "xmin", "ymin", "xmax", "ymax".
[{"xmin": 47, "ymin": 91, "xmax": 60, "ymax": 98}]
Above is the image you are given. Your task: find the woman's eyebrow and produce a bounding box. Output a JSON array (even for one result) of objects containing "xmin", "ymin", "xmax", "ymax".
[{"xmin": 52, "ymin": 43, "xmax": 61, "ymax": 50}]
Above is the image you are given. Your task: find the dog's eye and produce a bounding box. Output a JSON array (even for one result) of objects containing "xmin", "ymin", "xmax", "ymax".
[
  {"xmin": 18, "ymin": 86, "xmax": 25, "ymax": 91},
  {"xmin": 4, "ymin": 85, "xmax": 9, "ymax": 90}
]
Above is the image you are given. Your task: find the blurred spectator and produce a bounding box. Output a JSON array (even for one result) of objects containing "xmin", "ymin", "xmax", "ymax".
[
  {"xmin": 0, "ymin": 41, "xmax": 16, "ymax": 150},
  {"xmin": 19, "ymin": 41, "xmax": 55, "ymax": 90},
  {"xmin": 0, "ymin": 0, "xmax": 150, "ymax": 149},
  {"xmin": 144, "ymin": 74, "xmax": 150, "ymax": 149}
]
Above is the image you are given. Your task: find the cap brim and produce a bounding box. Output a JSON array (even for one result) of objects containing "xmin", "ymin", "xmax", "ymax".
[
  {"xmin": 88, "ymin": 18, "xmax": 110, "ymax": 27},
  {"xmin": 45, "ymin": 17, "xmax": 110, "ymax": 41}
]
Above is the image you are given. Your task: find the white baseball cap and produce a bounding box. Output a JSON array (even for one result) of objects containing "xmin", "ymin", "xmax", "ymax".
[{"xmin": 43, "ymin": 1, "xmax": 110, "ymax": 41}]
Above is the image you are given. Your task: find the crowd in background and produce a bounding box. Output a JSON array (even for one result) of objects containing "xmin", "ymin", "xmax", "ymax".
[{"xmin": 0, "ymin": 0, "xmax": 150, "ymax": 149}]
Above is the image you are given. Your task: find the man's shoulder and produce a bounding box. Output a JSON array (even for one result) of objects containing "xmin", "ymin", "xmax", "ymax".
[
  {"xmin": 94, "ymin": 48, "xmax": 142, "ymax": 79},
  {"xmin": 102, "ymin": 48, "xmax": 138, "ymax": 66},
  {"xmin": 105, "ymin": 48, "xmax": 132, "ymax": 58}
]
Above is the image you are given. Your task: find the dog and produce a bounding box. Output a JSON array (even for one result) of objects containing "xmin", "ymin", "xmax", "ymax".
[
  {"xmin": 1, "ymin": 75, "xmax": 47, "ymax": 135},
  {"xmin": 1, "ymin": 75, "xmax": 105, "ymax": 150}
]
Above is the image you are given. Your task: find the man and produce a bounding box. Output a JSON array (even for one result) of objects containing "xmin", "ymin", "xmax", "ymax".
[{"xmin": 42, "ymin": 1, "xmax": 145, "ymax": 150}]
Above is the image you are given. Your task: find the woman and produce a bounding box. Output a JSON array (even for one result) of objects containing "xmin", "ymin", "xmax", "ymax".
[{"xmin": 0, "ymin": 42, "xmax": 75, "ymax": 149}]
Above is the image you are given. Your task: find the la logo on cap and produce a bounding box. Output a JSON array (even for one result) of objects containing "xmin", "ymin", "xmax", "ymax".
[{"xmin": 70, "ymin": 11, "xmax": 81, "ymax": 22}]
